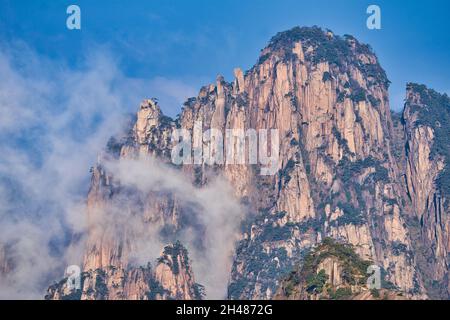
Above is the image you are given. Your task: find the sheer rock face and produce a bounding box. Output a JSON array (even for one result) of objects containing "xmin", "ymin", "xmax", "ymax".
[
  {"xmin": 224, "ymin": 27, "xmax": 422, "ymax": 299},
  {"xmin": 403, "ymin": 84, "xmax": 450, "ymax": 299},
  {"xmin": 153, "ymin": 243, "xmax": 201, "ymax": 300},
  {"xmin": 45, "ymin": 27, "xmax": 449, "ymax": 300},
  {"xmin": 46, "ymin": 243, "xmax": 202, "ymax": 300}
]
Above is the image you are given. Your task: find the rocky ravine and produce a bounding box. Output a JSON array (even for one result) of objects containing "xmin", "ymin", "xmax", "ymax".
[{"xmin": 43, "ymin": 26, "xmax": 449, "ymax": 300}]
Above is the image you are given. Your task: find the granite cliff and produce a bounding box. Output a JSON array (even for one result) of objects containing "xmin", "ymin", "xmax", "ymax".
[{"xmin": 43, "ymin": 26, "xmax": 449, "ymax": 300}]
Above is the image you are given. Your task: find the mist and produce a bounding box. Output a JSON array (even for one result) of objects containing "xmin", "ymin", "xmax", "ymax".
[
  {"xmin": 0, "ymin": 41, "xmax": 198, "ymax": 298},
  {"xmin": 0, "ymin": 40, "xmax": 243, "ymax": 300},
  {"xmin": 104, "ymin": 157, "xmax": 245, "ymax": 299}
]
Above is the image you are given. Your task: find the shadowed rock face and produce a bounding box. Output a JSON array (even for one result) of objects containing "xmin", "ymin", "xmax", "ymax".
[{"xmin": 43, "ymin": 26, "xmax": 449, "ymax": 300}]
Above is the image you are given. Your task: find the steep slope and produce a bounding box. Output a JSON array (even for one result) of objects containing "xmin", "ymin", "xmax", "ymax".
[
  {"xmin": 44, "ymin": 26, "xmax": 448, "ymax": 300},
  {"xmin": 402, "ymin": 83, "xmax": 450, "ymax": 299}
]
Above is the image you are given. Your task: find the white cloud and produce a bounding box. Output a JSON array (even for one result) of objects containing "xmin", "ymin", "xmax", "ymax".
[
  {"xmin": 104, "ymin": 156, "xmax": 245, "ymax": 299},
  {"xmin": 147, "ymin": 77, "xmax": 197, "ymax": 116},
  {"xmin": 0, "ymin": 39, "xmax": 239, "ymax": 300},
  {"xmin": 0, "ymin": 41, "xmax": 200, "ymax": 299}
]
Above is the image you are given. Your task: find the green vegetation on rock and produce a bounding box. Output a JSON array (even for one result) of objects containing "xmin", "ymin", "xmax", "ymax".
[
  {"xmin": 265, "ymin": 26, "xmax": 389, "ymax": 88},
  {"xmin": 279, "ymin": 238, "xmax": 373, "ymax": 299}
]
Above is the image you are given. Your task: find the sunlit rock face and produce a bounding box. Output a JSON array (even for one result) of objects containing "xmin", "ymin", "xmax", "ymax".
[
  {"xmin": 44, "ymin": 26, "xmax": 449, "ymax": 300},
  {"xmin": 223, "ymin": 27, "xmax": 423, "ymax": 299}
]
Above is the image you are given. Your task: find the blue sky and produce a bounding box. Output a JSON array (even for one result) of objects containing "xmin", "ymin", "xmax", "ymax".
[{"xmin": 1, "ymin": 0, "xmax": 449, "ymax": 115}]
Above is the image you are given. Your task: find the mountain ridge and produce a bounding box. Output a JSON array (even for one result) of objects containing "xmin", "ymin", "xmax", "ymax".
[{"xmin": 40, "ymin": 26, "xmax": 449, "ymax": 300}]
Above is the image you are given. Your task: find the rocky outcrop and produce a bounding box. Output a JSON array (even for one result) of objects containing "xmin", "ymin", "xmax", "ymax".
[
  {"xmin": 46, "ymin": 242, "xmax": 203, "ymax": 300},
  {"xmin": 274, "ymin": 238, "xmax": 406, "ymax": 300}
]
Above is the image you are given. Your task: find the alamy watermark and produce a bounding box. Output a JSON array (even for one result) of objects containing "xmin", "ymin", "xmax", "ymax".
[
  {"xmin": 171, "ymin": 121, "xmax": 280, "ymax": 175},
  {"xmin": 65, "ymin": 265, "xmax": 81, "ymax": 291},
  {"xmin": 66, "ymin": 5, "xmax": 81, "ymax": 30},
  {"xmin": 367, "ymin": 5, "xmax": 381, "ymax": 30}
]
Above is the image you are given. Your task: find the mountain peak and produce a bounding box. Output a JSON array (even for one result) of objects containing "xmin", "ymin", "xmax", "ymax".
[
  {"xmin": 406, "ymin": 82, "xmax": 450, "ymax": 105},
  {"xmin": 257, "ymin": 26, "xmax": 390, "ymax": 89}
]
